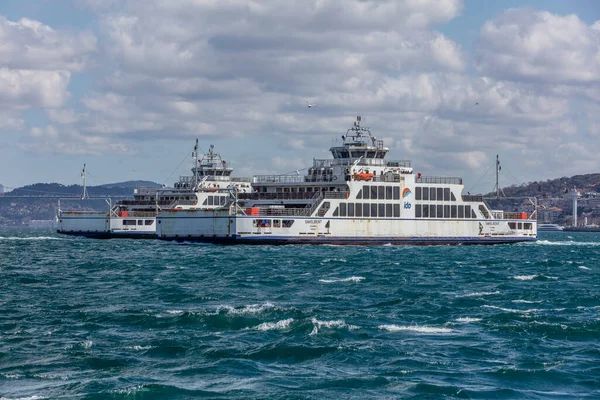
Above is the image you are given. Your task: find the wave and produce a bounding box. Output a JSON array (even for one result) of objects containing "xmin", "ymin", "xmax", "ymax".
[
  {"xmin": 378, "ymin": 324, "xmax": 452, "ymax": 334},
  {"xmin": 0, "ymin": 397, "xmax": 45, "ymax": 400},
  {"xmin": 310, "ymin": 318, "xmax": 359, "ymax": 335},
  {"xmin": 456, "ymin": 291, "xmax": 500, "ymax": 298},
  {"xmin": 0, "ymin": 236, "xmax": 62, "ymax": 241},
  {"xmin": 512, "ymin": 274, "xmax": 558, "ymax": 281},
  {"xmin": 319, "ymin": 276, "xmax": 365, "ymax": 283},
  {"xmin": 579, "ymin": 266, "xmax": 591, "ymax": 270},
  {"xmin": 217, "ymin": 302, "xmax": 280, "ymax": 316},
  {"xmin": 252, "ymin": 318, "xmax": 294, "ymax": 331},
  {"xmin": 536, "ymin": 240, "xmax": 600, "ymax": 246},
  {"xmin": 455, "ymin": 317, "xmax": 482, "ymax": 323}
]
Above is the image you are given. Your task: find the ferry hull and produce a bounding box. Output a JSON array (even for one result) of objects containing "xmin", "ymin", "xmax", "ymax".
[
  {"xmin": 56, "ymin": 230, "xmax": 156, "ymax": 239},
  {"xmin": 156, "ymin": 211, "xmax": 537, "ymax": 245}
]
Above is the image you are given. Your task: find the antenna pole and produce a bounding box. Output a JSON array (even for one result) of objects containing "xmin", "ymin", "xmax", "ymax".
[
  {"xmin": 81, "ymin": 164, "xmax": 89, "ymax": 200},
  {"xmin": 193, "ymin": 139, "xmax": 199, "ymax": 188},
  {"xmin": 495, "ymin": 155, "xmax": 500, "ymax": 199}
]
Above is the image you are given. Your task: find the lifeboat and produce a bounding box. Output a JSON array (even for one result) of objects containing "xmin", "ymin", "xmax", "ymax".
[{"xmin": 353, "ymin": 172, "xmax": 374, "ymax": 181}]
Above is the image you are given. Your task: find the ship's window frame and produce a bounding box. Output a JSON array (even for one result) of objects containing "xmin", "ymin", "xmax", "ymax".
[
  {"xmin": 363, "ymin": 185, "xmax": 370, "ymax": 199},
  {"xmin": 333, "ymin": 207, "xmax": 339, "ymax": 217},
  {"xmin": 367, "ymin": 151, "xmax": 376, "ymax": 158},
  {"xmin": 137, "ymin": 220, "xmax": 143, "ymax": 225},
  {"xmin": 208, "ymin": 196, "xmax": 214, "ymax": 206},
  {"xmin": 340, "ymin": 203, "xmax": 347, "ymax": 217},
  {"xmin": 388, "ymin": 204, "xmax": 395, "ymax": 217},
  {"xmin": 348, "ymin": 203, "xmax": 355, "ymax": 217},
  {"xmin": 423, "ymin": 187, "xmax": 429, "ymax": 200},
  {"xmin": 371, "ymin": 186, "xmax": 378, "ymax": 200},
  {"xmin": 437, "ymin": 188, "xmax": 443, "ymax": 201},
  {"xmin": 471, "ymin": 209, "xmax": 477, "ymax": 219},
  {"xmin": 415, "ymin": 204, "xmax": 422, "ymax": 218},
  {"xmin": 282, "ymin": 220, "xmax": 294, "ymax": 228},
  {"xmin": 458, "ymin": 205, "xmax": 464, "ymax": 218},
  {"xmin": 416, "ymin": 187, "xmax": 422, "ymax": 200},
  {"xmin": 123, "ymin": 219, "xmax": 136, "ymax": 226},
  {"xmin": 524, "ymin": 223, "xmax": 532, "ymax": 230},
  {"xmin": 386, "ymin": 186, "xmax": 393, "ymax": 200},
  {"xmin": 444, "ymin": 205, "xmax": 450, "ymax": 219},
  {"xmin": 422, "ymin": 204, "xmax": 429, "ymax": 218},
  {"xmin": 355, "ymin": 203, "xmax": 362, "ymax": 217},
  {"xmin": 451, "ymin": 205, "xmax": 457, "ymax": 218},
  {"xmin": 437, "ymin": 205, "xmax": 443, "ymax": 218},
  {"xmin": 393, "ymin": 187, "xmax": 400, "ymax": 200},
  {"xmin": 444, "ymin": 188, "xmax": 450, "ymax": 201},
  {"xmin": 379, "ymin": 203, "xmax": 385, "ymax": 218},
  {"xmin": 430, "ymin": 188, "xmax": 436, "ymax": 201},
  {"xmin": 465, "ymin": 205, "xmax": 471, "ymax": 218},
  {"xmin": 451, "ymin": 192, "xmax": 456, "ymax": 201},
  {"xmin": 273, "ymin": 219, "xmax": 281, "ymax": 228},
  {"xmin": 371, "ymin": 203, "xmax": 378, "ymax": 217},
  {"xmin": 430, "ymin": 205, "xmax": 436, "ymax": 218},
  {"xmin": 363, "ymin": 203, "xmax": 370, "ymax": 217},
  {"xmin": 509, "ymin": 222, "xmax": 517, "ymax": 229},
  {"xmin": 145, "ymin": 220, "xmax": 154, "ymax": 225},
  {"xmin": 356, "ymin": 189, "xmax": 362, "ymax": 200},
  {"xmin": 378, "ymin": 186, "xmax": 385, "ymax": 200}
]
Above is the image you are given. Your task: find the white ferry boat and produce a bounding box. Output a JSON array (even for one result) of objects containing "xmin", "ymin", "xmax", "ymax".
[
  {"xmin": 57, "ymin": 142, "xmax": 251, "ymax": 238},
  {"xmin": 156, "ymin": 117, "xmax": 537, "ymax": 245}
]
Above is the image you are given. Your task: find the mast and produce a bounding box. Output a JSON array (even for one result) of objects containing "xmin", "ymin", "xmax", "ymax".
[
  {"xmin": 193, "ymin": 139, "xmax": 199, "ymax": 188},
  {"xmin": 81, "ymin": 164, "xmax": 89, "ymax": 200},
  {"xmin": 495, "ymin": 155, "xmax": 500, "ymax": 199}
]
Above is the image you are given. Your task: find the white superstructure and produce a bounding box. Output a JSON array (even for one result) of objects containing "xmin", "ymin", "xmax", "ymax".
[
  {"xmin": 57, "ymin": 141, "xmax": 251, "ymax": 238},
  {"xmin": 157, "ymin": 117, "xmax": 538, "ymax": 245}
]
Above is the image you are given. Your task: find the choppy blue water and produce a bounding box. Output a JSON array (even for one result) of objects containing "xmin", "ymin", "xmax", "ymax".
[{"xmin": 1, "ymin": 229, "xmax": 599, "ymax": 399}]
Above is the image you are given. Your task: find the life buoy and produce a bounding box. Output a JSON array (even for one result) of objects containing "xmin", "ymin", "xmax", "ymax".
[{"xmin": 346, "ymin": 192, "xmax": 349, "ymax": 199}]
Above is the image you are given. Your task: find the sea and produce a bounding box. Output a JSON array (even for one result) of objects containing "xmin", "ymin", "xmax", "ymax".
[{"xmin": 1, "ymin": 229, "xmax": 599, "ymax": 399}]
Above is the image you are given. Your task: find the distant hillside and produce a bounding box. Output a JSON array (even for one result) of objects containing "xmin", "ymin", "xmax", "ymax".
[
  {"xmin": 7, "ymin": 181, "xmax": 161, "ymax": 197},
  {"xmin": 486, "ymin": 173, "xmax": 600, "ymax": 198}
]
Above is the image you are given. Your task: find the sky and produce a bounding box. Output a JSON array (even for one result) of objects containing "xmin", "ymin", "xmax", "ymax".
[{"xmin": 1, "ymin": 0, "xmax": 600, "ymax": 194}]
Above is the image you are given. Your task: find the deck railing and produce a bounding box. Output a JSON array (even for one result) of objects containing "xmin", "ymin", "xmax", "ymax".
[{"xmin": 417, "ymin": 176, "xmax": 462, "ymax": 184}]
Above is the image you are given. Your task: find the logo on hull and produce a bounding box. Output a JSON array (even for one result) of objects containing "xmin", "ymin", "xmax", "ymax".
[{"xmin": 402, "ymin": 188, "xmax": 412, "ymax": 198}]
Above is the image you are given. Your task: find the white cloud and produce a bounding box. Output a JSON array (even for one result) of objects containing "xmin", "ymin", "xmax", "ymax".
[
  {"xmin": 475, "ymin": 9, "xmax": 600, "ymax": 84},
  {"xmin": 0, "ymin": 15, "xmax": 96, "ymax": 72},
  {"xmin": 0, "ymin": 68, "xmax": 71, "ymax": 109}
]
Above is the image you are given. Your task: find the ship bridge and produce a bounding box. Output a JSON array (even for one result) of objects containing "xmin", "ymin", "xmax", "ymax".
[{"xmin": 329, "ymin": 116, "xmax": 389, "ymax": 161}]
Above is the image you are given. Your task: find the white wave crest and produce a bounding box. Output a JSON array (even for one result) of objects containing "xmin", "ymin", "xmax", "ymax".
[
  {"xmin": 536, "ymin": 240, "xmax": 600, "ymax": 246},
  {"xmin": 218, "ymin": 302, "xmax": 279, "ymax": 316},
  {"xmin": 0, "ymin": 396, "xmax": 45, "ymax": 400},
  {"xmin": 0, "ymin": 236, "xmax": 62, "ymax": 241},
  {"xmin": 579, "ymin": 266, "xmax": 591, "ymax": 271},
  {"xmin": 378, "ymin": 324, "xmax": 452, "ymax": 334},
  {"xmin": 310, "ymin": 318, "xmax": 359, "ymax": 335},
  {"xmin": 456, "ymin": 291, "xmax": 500, "ymax": 298},
  {"xmin": 455, "ymin": 317, "xmax": 482, "ymax": 323},
  {"xmin": 319, "ymin": 276, "xmax": 365, "ymax": 283},
  {"xmin": 512, "ymin": 299, "xmax": 541, "ymax": 304},
  {"xmin": 513, "ymin": 274, "xmax": 558, "ymax": 280},
  {"xmin": 254, "ymin": 318, "xmax": 294, "ymax": 331}
]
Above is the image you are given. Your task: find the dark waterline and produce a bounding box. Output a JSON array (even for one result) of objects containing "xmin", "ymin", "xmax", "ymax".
[{"xmin": 1, "ymin": 229, "xmax": 599, "ymax": 399}]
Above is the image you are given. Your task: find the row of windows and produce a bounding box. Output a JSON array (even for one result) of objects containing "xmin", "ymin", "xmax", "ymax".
[
  {"xmin": 252, "ymin": 219, "xmax": 295, "ymax": 228},
  {"xmin": 123, "ymin": 219, "xmax": 154, "ymax": 226},
  {"xmin": 333, "ymin": 203, "xmax": 402, "ymax": 218},
  {"xmin": 202, "ymin": 195, "xmax": 228, "ymax": 206},
  {"xmin": 332, "ymin": 150, "xmax": 386, "ymax": 159},
  {"xmin": 509, "ymin": 222, "xmax": 533, "ymax": 230},
  {"xmin": 415, "ymin": 187, "xmax": 457, "ymax": 202},
  {"xmin": 357, "ymin": 185, "xmax": 401, "ymax": 200},
  {"xmin": 415, "ymin": 204, "xmax": 476, "ymax": 219}
]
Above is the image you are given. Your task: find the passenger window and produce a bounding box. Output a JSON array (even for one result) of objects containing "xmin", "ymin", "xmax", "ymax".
[
  {"xmin": 379, "ymin": 203, "xmax": 385, "ymax": 217},
  {"xmin": 393, "ymin": 204, "xmax": 400, "ymax": 217},
  {"xmin": 340, "ymin": 203, "xmax": 347, "ymax": 217},
  {"xmin": 348, "ymin": 203, "xmax": 355, "ymax": 217},
  {"xmin": 415, "ymin": 204, "xmax": 422, "ymax": 218},
  {"xmin": 386, "ymin": 186, "xmax": 393, "ymax": 200},
  {"xmin": 393, "ymin": 187, "xmax": 400, "ymax": 200},
  {"xmin": 378, "ymin": 186, "xmax": 385, "ymax": 200},
  {"xmin": 363, "ymin": 185, "xmax": 370, "ymax": 199},
  {"xmin": 371, "ymin": 186, "xmax": 378, "ymax": 200},
  {"xmin": 430, "ymin": 188, "xmax": 436, "ymax": 201},
  {"xmin": 371, "ymin": 203, "xmax": 378, "ymax": 217},
  {"xmin": 363, "ymin": 203, "xmax": 370, "ymax": 217},
  {"xmin": 416, "ymin": 187, "xmax": 422, "ymax": 200}
]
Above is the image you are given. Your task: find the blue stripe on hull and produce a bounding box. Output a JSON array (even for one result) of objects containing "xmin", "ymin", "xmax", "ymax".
[
  {"xmin": 158, "ymin": 235, "xmax": 537, "ymax": 245},
  {"xmin": 57, "ymin": 230, "xmax": 156, "ymax": 239}
]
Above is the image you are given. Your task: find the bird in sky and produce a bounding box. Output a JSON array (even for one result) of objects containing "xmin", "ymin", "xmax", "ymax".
[
  {"xmin": 475, "ymin": 102, "xmax": 479, "ymax": 105},
  {"xmin": 305, "ymin": 100, "xmax": 316, "ymax": 108}
]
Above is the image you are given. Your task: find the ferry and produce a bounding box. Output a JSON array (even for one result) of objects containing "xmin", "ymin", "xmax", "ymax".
[
  {"xmin": 537, "ymin": 223, "xmax": 564, "ymax": 231},
  {"xmin": 57, "ymin": 142, "xmax": 251, "ymax": 238},
  {"xmin": 156, "ymin": 117, "xmax": 538, "ymax": 245}
]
